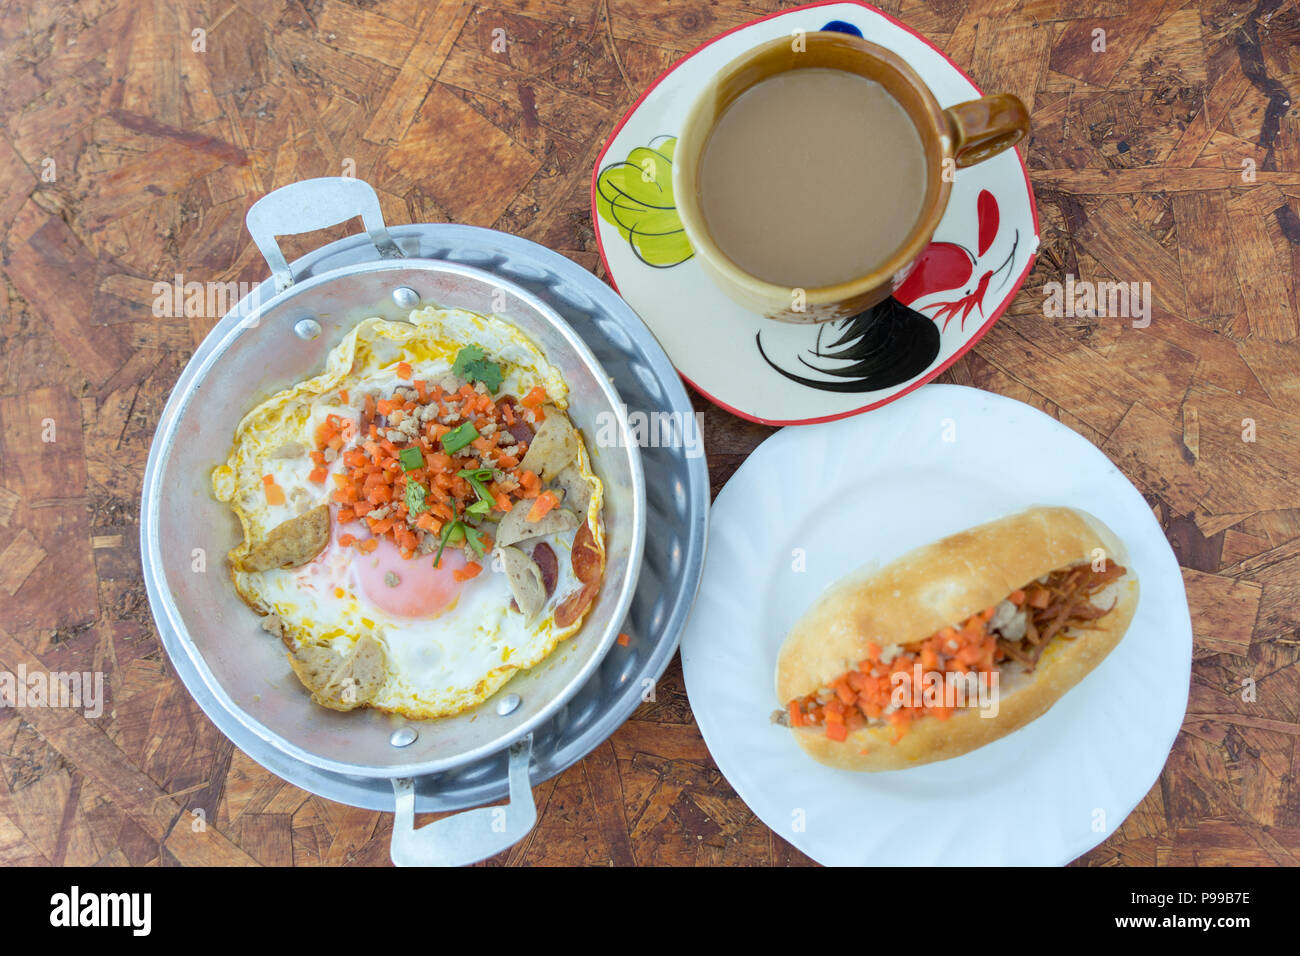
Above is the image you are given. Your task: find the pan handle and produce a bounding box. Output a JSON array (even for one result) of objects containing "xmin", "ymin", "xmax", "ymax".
[
  {"xmin": 246, "ymin": 177, "xmax": 403, "ymax": 293},
  {"xmin": 389, "ymin": 734, "xmax": 537, "ymax": 867}
]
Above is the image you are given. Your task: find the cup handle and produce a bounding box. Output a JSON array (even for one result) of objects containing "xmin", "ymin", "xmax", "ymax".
[{"xmin": 944, "ymin": 93, "xmax": 1030, "ymax": 169}]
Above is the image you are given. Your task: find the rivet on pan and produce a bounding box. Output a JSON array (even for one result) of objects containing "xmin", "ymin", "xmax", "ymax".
[
  {"xmin": 390, "ymin": 727, "xmax": 418, "ymax": 747},
  {"xmin": 496, "ymin": 694, "xmax": 521, "ymax": 716},
  {"xmin": 294, "ymin": 318, "xmax": 322, "ymax": 340},
  {"xmin": 392, "ymin": 287, "xmax": 420, "ymax": 309}
]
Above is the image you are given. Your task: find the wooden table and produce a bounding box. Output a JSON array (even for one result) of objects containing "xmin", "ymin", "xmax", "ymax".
[{"xmin": 0, "ymin": 0, "xmax": 1296, "ymax": 866}]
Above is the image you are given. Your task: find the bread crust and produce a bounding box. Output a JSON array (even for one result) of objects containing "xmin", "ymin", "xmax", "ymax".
[{"xmin": 776, "ymin": 506, "xmax": 1139, "ymax": 771}]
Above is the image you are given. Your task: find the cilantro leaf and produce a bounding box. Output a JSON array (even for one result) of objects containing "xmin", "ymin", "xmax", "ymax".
[{"xmin": 451, "ymin": 346, "xmax": 504, "ymax": 393}]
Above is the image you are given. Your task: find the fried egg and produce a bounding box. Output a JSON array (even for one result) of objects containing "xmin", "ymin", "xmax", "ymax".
[{"xmin": 212, "ymin": 307, "xmax": 605, "ymax": 718}]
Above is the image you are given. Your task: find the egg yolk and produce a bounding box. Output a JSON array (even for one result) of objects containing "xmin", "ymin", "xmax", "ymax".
[{"xmin": 353, "ymin": 534, "xmax": 468, "ymax": 619}]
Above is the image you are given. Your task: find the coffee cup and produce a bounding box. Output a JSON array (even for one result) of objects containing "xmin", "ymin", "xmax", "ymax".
[{"xmin": 674, "ymin": 31, "xmax": 1029, "ymax": 323}]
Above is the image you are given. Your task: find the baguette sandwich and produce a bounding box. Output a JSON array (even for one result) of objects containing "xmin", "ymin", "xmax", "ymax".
[{"xmin": 774, "ymin": 506, "xmax": 1139, "ymax": 771}]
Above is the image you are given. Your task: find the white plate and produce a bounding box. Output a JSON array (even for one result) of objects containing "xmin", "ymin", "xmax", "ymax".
[
  {"xmin": 680, "ymin": 385, "xmax": 1191, "ymax": 865},
  {"xmin": 590, "ymin": 1, "xmax": 1040, "ymax": 425}
]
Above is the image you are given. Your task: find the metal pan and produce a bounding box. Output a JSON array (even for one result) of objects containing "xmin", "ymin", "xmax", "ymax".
[{"xmin": 140, "ymin": 178, "xmax": 708, "ymax": 864}]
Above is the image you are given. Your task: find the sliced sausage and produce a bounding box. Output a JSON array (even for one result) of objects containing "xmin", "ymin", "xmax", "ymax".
[
  {"xmin": 499, "ymin": 398, "xmax": 535, "ymax": 445},
  {"xmin": 553, "ymin": 464, "xmax": 592, "ymax": 521},
  {"xmin": 518, "ymin": 406, "xmax": 578, "ymax": 481},
  {"xmin": 242, "ymin": 504, "xmax": 330, "ymax": 571},
  {"xmin": 495, "ymin": 499, "xmax": 579, "ymax": 548},
  {"xmin": 501, "ymin": 546, "xmax": 546, "ymax": 622},
  {"xmin": 554, "ymin": 580, "xmax": 599, "ymax": 628},
  {"xmin": 288, "ymin": 634, "xmax": 387, "ymax": 711},
  {"xmin": 532, "ymin": 543, "xmax": 558, "ymax": 597},
  {"xmin": 571, "ymin": 520, "xmax": 602, "ymax": 584}
]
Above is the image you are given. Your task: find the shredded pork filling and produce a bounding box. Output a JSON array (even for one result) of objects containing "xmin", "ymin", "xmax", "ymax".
[{"xmin": 996, "ymin": 560, "xmax": 1125, "ymax": 670}]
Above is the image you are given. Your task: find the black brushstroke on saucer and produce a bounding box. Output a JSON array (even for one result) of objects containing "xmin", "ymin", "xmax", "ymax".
[
  {"xmin": 755, "ymin": 298, "xmax": 941, "ymax": 393},
  {"xmin": 821, "ymin": 20, "xmax": 864, "ymax": 37}
]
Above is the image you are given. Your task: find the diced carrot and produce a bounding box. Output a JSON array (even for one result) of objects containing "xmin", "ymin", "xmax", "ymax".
[
  {"xmin": 396, "ymin": 362, "xmax": 412, "ymax": 379},
  {"xmin": 339, "ymin": 389, "xmax": 349, "ymax": 404},
  {"xmin": 521, "ymin": 385, "xmax": 547, "ymax": 408},
  {"xmin": 617, "ymin": 633, "xmax": 630, "ymax": 646},
  {"xmin": 831, "ymin": 675, "xmax": 855, "ymax": 705},
  {"xmin": 527, "ymin": 490, "xmax": 559, "ymax": 522},
  {"xmin": 453, "ymin": 562, "xmax": 483, "ymax": 583},
  {"xmin": 359, "ymin": 539, "xmax": 378, "ymax": 554},
  {"xmin": 825, "ymin": 721, "xmax": 848, "ymax": 742},
  {"xmin": 413, "ymin": 380, "xmax": 428, "ymax": 401},
  {"xmin": 308, "ymin": 467, "xmax": 329, "ymax": 484},
  {"xmin": 788, "ymin": 702, "xmax": 804, "ymax": 728},
  {"xmin": 501, "ymin": 403, "xmax": 515, "ymax": 425},
  {"xmin": 262, "ymin": 476, "xmax": 285, "ymax": 506},
  {"xmin": 376, "ymin": 399, "xmax": 394, "ymax": 415},
  {"xmin": 338, "ymin": 534, "xmax": 356, "ymax": 548}
]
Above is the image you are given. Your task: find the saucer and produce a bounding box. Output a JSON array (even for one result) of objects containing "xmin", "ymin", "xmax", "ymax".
[{"xmin": 590, "ymin": 1, "xmax": 1040, "ymax": 425}]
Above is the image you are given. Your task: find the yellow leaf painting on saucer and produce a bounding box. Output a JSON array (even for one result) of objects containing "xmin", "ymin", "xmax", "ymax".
[{"xmin": 595, "ymin": 135, "xmax": 693, "ymax": 268}]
